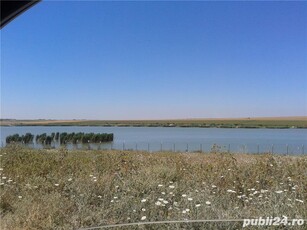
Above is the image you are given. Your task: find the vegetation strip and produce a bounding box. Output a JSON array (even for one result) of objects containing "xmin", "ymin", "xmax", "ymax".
[{"xmin": 6, "ymin": 132, "xmax": 114, "ymax": 144}]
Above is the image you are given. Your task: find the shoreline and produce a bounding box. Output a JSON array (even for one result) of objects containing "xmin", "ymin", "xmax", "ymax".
[
  {"xmin": 1, "ymin": 117, "xmax": 306, "ymax": 129},
  {"xmin": 0, "ymin": 116, "xmax": 307, "ymax": 129},
  {"xmin": 1, "ymin": 125, "xmax": 306, "ymax": 129}
]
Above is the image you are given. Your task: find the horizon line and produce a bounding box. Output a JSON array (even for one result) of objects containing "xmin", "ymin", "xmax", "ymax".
[{"xmin": 1, "ymin": 116, "xmax": 307, "ymax": 121}]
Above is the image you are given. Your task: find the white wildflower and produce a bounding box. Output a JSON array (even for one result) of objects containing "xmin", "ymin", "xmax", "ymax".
[
  {"xmin": 54, "ymin": 183, "xmax": 59, "ymax": 186},
  {"xmin": 205, "ymin": 201, "xmax": 211, "ymax": 205},
  {"xmin": 141, "ymin": 199, "xmax": 147, "ymax": 203},
  {"xmin": 169, "ymin": 185, "xmax": 175, "ymax": 189},
  {"xmin": 158, "ymin": 184, "xmax": 163, "ymax": 187},
  {"xmin": 212, "ymin": 185, "xmax": 217, "ymax": 188},
  {"xmin": 18, "ymin": 196, "xmax": 22, "ymax": 199},
  {"xmin": 275, "ymin": 190, "xmax": 283, "ymax": 194},
  {"xmin": 295, "ymin": 199, "xmax": 304, "ymax": 203},
  {"xmin": 155, "ymin": 201, "xmax": 162, "ymax": 206},
  {"xmin": 182, "ymin": 194, "xmax": 187, "ymax": 197},
  {"xmin": 195, "ymin": 204, "xmax": 201, "ymax": 207},
  {"xmin": 188, "ymin": 198, "xmax": 193, "ymax": 201},
  {"xmin": 68, "ymin": 178, "xmax": 72, "ymax": 181},
  {"xmin": 142, "ymin": 208, "xmax": 146, "ymax": 211}
]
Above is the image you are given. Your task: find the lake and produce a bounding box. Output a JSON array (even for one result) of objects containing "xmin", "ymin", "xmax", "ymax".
[{"xmin": 1, "ymin": 126, "xmax": 306, "ymax": 154}]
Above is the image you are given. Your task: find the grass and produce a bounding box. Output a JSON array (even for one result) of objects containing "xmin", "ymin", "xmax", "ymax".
[
  {"xmin": 1, "ymin": 117, "xmax": 307, "ymax": 128},
  {"xmin": 0, "ymin": 145, "xmax": 306, "ymax": 229}
]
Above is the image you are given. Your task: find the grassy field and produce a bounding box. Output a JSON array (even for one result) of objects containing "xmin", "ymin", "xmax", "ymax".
[
  {"xmin": 1, "ymin": 116, "xmax": 307, "ymax": 128},
  {"xmin": 0, "ymin": 145, "xmax": 306, "ymax": 229}
]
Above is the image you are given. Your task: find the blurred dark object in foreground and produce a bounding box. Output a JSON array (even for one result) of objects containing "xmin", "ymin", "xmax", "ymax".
[{"xmin": 1, "ymin": 1, "xmax": 41, "ymax": 28}]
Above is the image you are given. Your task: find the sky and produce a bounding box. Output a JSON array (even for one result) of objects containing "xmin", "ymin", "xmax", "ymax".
[{"xmin": 1, "ymin": 1, "xmax": 306, "ymax": 120}]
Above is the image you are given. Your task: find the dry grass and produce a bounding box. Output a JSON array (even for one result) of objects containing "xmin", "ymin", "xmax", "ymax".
[{"xmin": 0, "ymin": 145, "xmax": 306, "ymax": 229}]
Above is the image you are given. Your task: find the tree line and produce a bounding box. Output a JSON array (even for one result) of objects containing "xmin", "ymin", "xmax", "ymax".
[{"xmin": 6, "ymin": 132, "xmax": 114, "ymax": 145}]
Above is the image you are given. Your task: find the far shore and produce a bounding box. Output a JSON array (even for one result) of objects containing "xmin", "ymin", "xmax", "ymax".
[{"xmin": 1, "ymin": 116, "xmax": 306, "ymax": 129}]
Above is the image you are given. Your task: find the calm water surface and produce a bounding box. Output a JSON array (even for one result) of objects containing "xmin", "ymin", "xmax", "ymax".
[{"xmin": 1, "ymin": 126, "xmax": 306, "ymax": 154}]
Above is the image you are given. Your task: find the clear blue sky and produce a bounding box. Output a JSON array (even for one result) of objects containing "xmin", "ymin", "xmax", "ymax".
[{"xmin": 1, "ymin": 1, "xmax": 306, "ymax": 120}]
